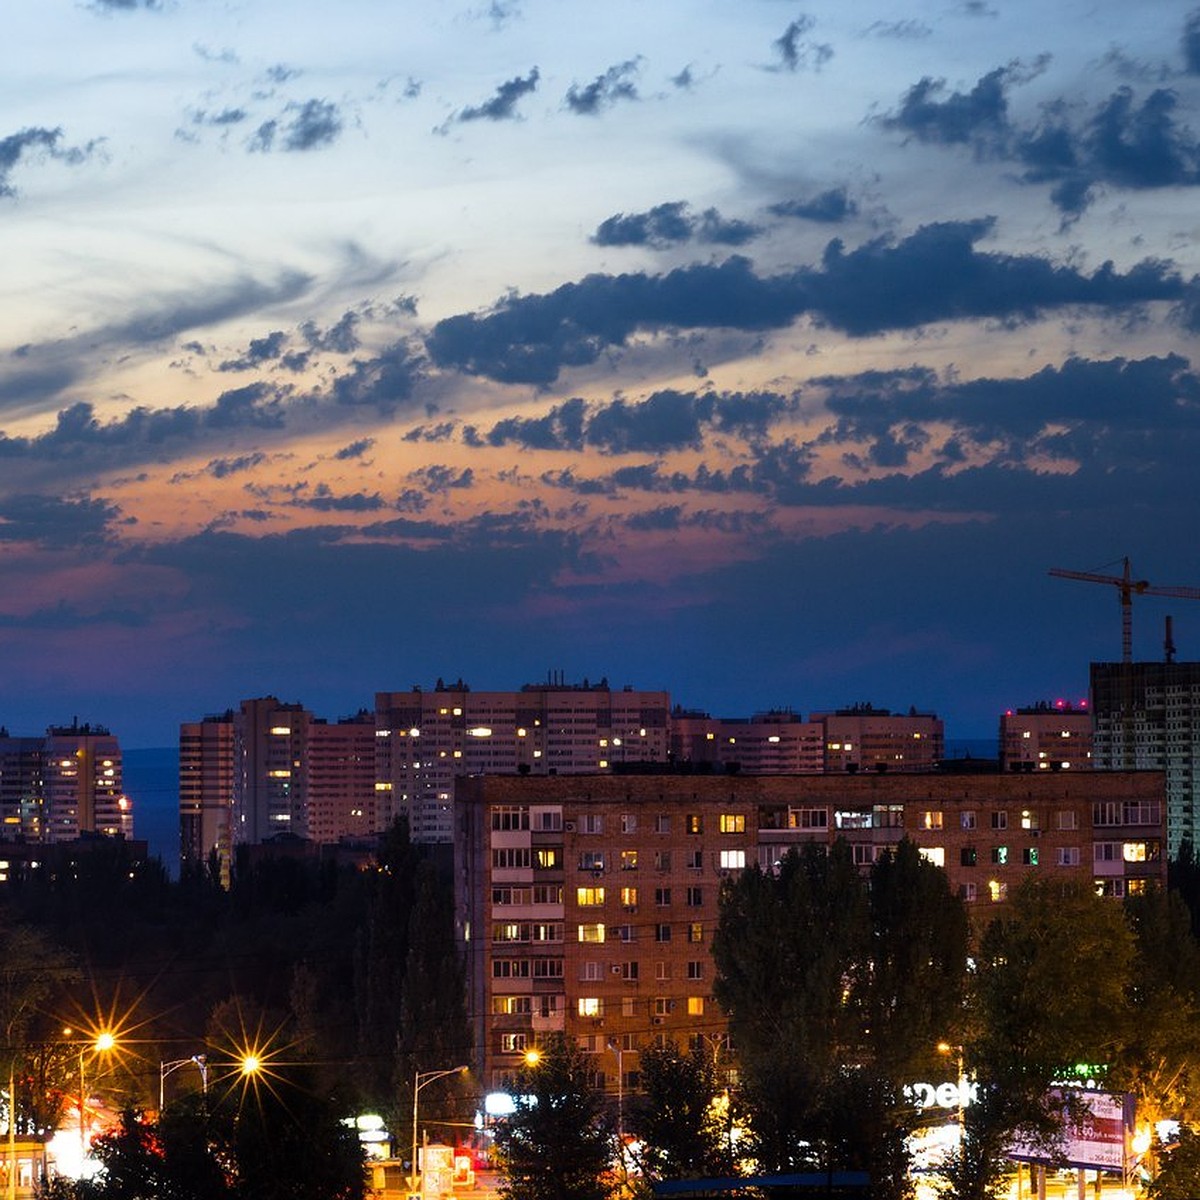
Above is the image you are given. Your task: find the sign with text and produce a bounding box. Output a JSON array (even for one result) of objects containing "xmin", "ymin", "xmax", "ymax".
[{"xmin": 1009, "ymin": 1089, "xmax": 1132, "ymax": 1171}]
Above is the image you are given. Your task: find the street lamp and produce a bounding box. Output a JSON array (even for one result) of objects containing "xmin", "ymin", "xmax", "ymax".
[
  {"xmin": 411, "ymin": 1066, "xmax": 468, "ymax": 1195},
  {"xmin": 159, "ymin": 1054, "xmax": 208, "ymax": 1111},
  {"xmin": 79, "ymin": 1032, "xmax": 117, "ymax": 1155}
]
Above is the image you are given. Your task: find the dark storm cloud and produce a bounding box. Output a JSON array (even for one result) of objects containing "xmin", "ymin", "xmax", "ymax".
[
  {"xmin": 301, "ymin": 311, "xmax": 361, "ymax": 354},
  {"xmin": 881, "ymin": 66, "xmax": 1011, "ymax": 146},
  {"xmin": 411, "ymin": 465, "xmax": 474, "ymax": 491},
  {"xmin": 770, "ymin": 16, "xmax": 833, "ymax": 72},
  {"xmin": 882, "ymin": 55, "xmax": 1200, "ymax": 216},
  {"xmin": 126, "ymin": 518, "xmax": 590, "ymax": 652},
  {"xmin": 592, "ymin": 201, "xmax": 760, "ymax": 248},
  {"xmin": 285, "ymin": 484, "xmax": 386, "ymax": 512},
  {"xmin": 455, "ymin": 68, "xmax": 539, "ymax": 122},
  {"xmin": 217, "ymin": 330, "xmax": 288, "ymax": 372},
  {"xmin": 248, "ymin": 99, "xmax": 343, "ymax": 152},
  {"xmin": 333, "ymin": 438, "xmax": 375, "ymax": 460},
  {"xmin": 0, "ymin": 494, "xmax": 120, "ymax": 548},
  {"xmin": 1184, "ymin": 10, "xmax": 1200, "ymax": 73},
  {"xmin": 0, "ymin": 127, "xmax": 99, "ymax": 198},
  {"xmin": 426, "ymin": 221, "xmax": 1185, "ymax": 384},
  {"xmin": 330, "ymin": 340, "xmax": 421, "ymax": 409},
  {"xmin": 482, "ymin": 389, "xmax": 796, "ymax": 453},
  {"xmin": 565, "ymin": 59, "xmax": 641, "ymax": 114},
  {"xmin": 0, "ymin": 385, "xmax": 288, "ymax": 463},
  {"xmin": 768, "ymin": 187, "xmax": 857, "ymax": 223},
  {"xmin": 815, "ymin": 354, "xmax": 1200, "ymax": 444}
]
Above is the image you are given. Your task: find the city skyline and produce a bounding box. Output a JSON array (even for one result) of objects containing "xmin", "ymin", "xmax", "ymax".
[{"xmin": 3, "ymin": 1, "xmax": 1200, "ymax": 747}]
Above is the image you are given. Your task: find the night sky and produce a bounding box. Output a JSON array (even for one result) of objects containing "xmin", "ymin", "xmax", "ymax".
[{"xmin": 3, "ymin": 0, "xmax": 1200, "ymax": 747}]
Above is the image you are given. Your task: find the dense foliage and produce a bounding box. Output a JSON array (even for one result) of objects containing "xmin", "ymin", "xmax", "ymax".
[{"xmin": 0, "ymin": 821, "xmax": 471, "ymax": 1160}]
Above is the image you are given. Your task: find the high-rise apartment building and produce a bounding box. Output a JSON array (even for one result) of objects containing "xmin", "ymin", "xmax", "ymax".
[
  {"xmin": 999, "ymin": 702, "xmax": 1093, "ymax": 773},
  {"xmin": 306, "ymin": 712, "xmax": 377, "ymax": 845},
  {"xmin": 0, "ymin": 734, "xmax": 47, "ymax": 840},
  {"xmin": 0, "ymin": 722, "xmax": 132, "ymax": 843},
  {"xmin": 1091, "ymin": 661, "xmax": 1200, "ymax": 855},
  {"xmin": 669, "ymin": 710, "xmax": 825, "ymax": 773},
  {"xmin": 457, "ymin": 769, "xmax": 1165, "ymax": 1092},
  {"xmin": 811, "ymin": 705, "xmax": 944, "ymax": 773},
  {"xmin": 180, "ymin": 699, "xmax": 381, "ymax": 879},
  {"xmin": 374, "ymin": 679, "xmax": 672, "ymax": 842},
  {"xmin": 180, "ymin": 713, "xmax": 236, "ymax": 878}
]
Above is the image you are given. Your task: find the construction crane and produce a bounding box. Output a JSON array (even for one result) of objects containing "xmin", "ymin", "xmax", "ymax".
[{"xmin": 1049, "ymin": 557, "xmax": 1200, "ymax": 663}]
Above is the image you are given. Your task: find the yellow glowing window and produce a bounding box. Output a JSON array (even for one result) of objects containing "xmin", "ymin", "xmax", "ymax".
[
  {"xmin": 270, "ymin": 726, "xmax": 291, "ymax": 736},
  {"xmin": 1124, "ymin": 842, "xmax": 1148, "ymax": 863},
  {"xmin": 719, "ymin": 814, "xmax": 745, "ymax": 834},
  {"xmin": 920, "ymin": 811, "xmax": 943, "ymax": 830},
  {"xmin": 620, "ymin": 887, "xmax": 638, "ymax": 908},
  {"xmin": 687, "ymin": 996, "xmax": 704, "ymax": 1016},
  {"xmin": 576, "ymin": 887, "xmax": 605, "ymax": 907},
  {"xmin": 578, "ymin": 923, "xmax": 606, "ymax": 944},
  {"xmin": 578, "ymin": 997, "xmax": 601, "ymax": 1017}
]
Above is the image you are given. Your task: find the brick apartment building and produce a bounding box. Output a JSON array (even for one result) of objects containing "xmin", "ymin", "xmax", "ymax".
[
  {"xmin": 456, "ymin": 770, "xmax": 1166, "ymax": 1093},
  {"xmin": 999, "ymin": 701, "xmax": 1093, "ymax": 773}
]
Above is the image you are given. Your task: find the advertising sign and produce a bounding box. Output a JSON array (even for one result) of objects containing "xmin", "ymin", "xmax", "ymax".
[{"xmin": 1008, "ymin": 1089, "xmax": 1132, "ymax": 1171}]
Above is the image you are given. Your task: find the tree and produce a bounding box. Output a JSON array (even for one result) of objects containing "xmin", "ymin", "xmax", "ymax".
[
  {"xmin": 231, "ymin": 1064, "xmax": 367, "ymax": 1200},
  {"xmin": 1148, "ymin": 1127, "xmax": 1200, "ymax": 1200},
  {"xmin": 942, "ymin": 878, "xmax": 1135, "ymax": 1200},
  {"xmin": 1119, "ymin": 887, "xmax": 1200, "ymax": 1135},
  {"xmin": 631, "ymin": 1039, "xmax": 733, "ymax": 1181},
  {"xmin": 0, "ymin": 922, "xmax": 76, "ymax": 1136},
  {"xmin": 493, "ymin": 1034, "xmax": 615, "ymax": 1200},
  {"xmin": 395, "ymin": 860, "xmax": 474, "ymax": 1151},
  {"xmin": 712, "ymin": 840, "xmax": 868, "ymax": 1173}
]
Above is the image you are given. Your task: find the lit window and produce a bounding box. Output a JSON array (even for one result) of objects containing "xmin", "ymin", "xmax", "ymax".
[
  {"xmin": 719, "ymin": 813, "xmax": 745, "ymax": 834},
  {"xmin": 686, "ymin": 814, "xmax": 703, "ymax": 835},
  {"xmin": 920, "ymin": 811, "xmax": 943, "ymax": 830},
  {"xmin": 919, "ymin": 847, "xmax": 945, "ymax": 868},
  {"xmin": 578, "ymin": 923, "xmax": 606, "ymax": 943},
  {"xmin": 1124, "ymin": 843, "xmax": 1148, "ymax": 863},
  {"xmin": 719, "ymin": 850, "xmax": 746, "ymax": 870},
  {"xmin": 687, "ymin": 997, "xmax": 705, "ymax": 1016},
  {"xmin": 578, "ymin": 998, "xmax": 601, "ymax": 1017},
  {"xmin": 991, "ymin": 846, "xmax": 1008, "ymax": 865},
  {"xmin": 988, "ymin": 880, "xmax": 1008, "ymax": 902},
  {"xmin": 620, "ymin": 887, "xmax": 638, "ymax": 909},
  {"xmin": 620, "ymin": 850, "xmax": 638, "ymax": 871},
  {"xmin": 576, "ymin": 887, "xmax": 605, "ymax": 907},
  {"xmin": 688, "ymin": 922, "xmax": 704, "ymax": 943}
]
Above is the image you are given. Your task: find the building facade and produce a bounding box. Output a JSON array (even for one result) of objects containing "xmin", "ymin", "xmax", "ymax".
[
  {"xmin": 457, "ymin": 770, "xmax": 1166, "ymax": 1093},
  {"xmin": 1091, "ymin": 661, "xmax": 1200, "ymax": 856},
  {"xmin": 999, "ymin": 702, "xmax": 1093, "ymax": 774},
  {"xmin": 0, "ymin": 722, "xmax": 131, "ymax": 844},
  {"xmin": 181, "ymin": 699, "xmax": 385, "ymax": 879},
  {"xmin": 374, "ymin": 680, "xmax": 672, "ymax": 842}
]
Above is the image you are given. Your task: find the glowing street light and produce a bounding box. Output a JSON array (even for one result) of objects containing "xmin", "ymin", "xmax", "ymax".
[
  {"xmin": 79, "ymin": 1032, "xmax": 118, "ymax": 1154},
  {"xmin": 411, "ymin": 1066, "xmax": 468, "ymax": 1194}
]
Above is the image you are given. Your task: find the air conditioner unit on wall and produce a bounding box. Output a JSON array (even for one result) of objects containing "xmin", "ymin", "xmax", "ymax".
[{"xmin": 564, "ymin": 821, "xmax": 576, "ymax": 831}]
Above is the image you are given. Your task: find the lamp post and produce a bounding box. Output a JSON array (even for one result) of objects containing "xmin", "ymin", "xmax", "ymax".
[
  {"xmin": 159, "ymin": 1054, "xmax": 208, "ymax": 1112},
  {"xmin": 411, "ymin": 1066, "xmax": 467, "ymax": 1196},
  {"xmin": 79, "ymin": 1032, "xmax": 116, "ymax": 1156}
]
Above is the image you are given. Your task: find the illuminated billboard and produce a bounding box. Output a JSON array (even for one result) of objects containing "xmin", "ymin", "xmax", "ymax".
[{"xmin": 1009, "ymin": 1089, "xmax": 1132, "ymax": 1171}]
